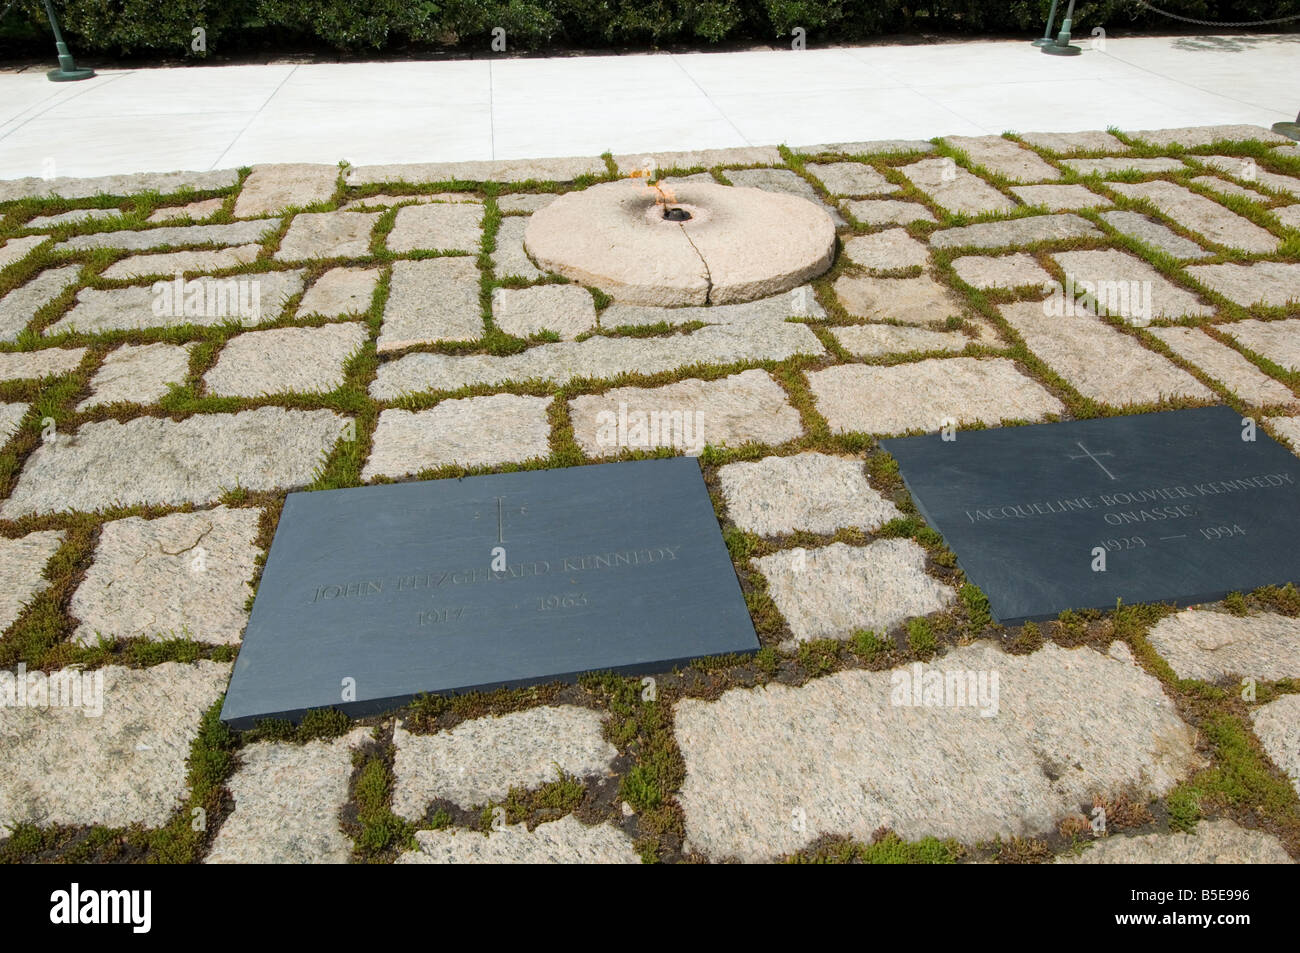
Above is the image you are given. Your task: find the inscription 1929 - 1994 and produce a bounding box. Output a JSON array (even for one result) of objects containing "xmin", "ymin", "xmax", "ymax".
[
  {"xmin": 882, "ymin": 406, "xmax": 1300, "ymax": 625},
  {"xmin": 221, "ymin": 458, "xmax": 757, "ymax": 728}
]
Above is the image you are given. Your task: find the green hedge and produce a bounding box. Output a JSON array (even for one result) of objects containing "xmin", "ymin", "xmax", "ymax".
[{"xmin": 2, "ymin": 1, "xmax": 1297, "ymax": 57}]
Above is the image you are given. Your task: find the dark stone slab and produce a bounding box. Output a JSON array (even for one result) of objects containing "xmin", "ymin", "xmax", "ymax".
[
  {"xmin": 882, "ymin": 406, "xmax": 1300, "ymax": 625},
  {"xmin": 221, "ymin": 458, "xmax": 756, "ymax": 728}
]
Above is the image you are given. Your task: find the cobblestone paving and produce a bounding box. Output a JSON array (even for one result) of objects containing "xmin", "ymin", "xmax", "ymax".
[{"xmin": 1, "ymin": 125, "xmax": 1297, "ymax": 864}]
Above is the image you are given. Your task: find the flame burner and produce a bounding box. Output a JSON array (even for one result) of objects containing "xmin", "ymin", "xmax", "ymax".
[{"xmin": 523, "ymin": 180, "xmax": 836, "ymax": 306}]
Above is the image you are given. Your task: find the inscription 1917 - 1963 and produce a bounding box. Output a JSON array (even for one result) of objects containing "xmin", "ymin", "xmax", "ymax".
[{"xmin": 221, "ymin": 458, "xmax": 757, "ymax": 728}]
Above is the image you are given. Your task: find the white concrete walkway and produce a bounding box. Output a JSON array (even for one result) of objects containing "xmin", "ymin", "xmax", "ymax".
[{"xmin": 1, "ymin": 34, "xmax": 1297, "ymax": 179}]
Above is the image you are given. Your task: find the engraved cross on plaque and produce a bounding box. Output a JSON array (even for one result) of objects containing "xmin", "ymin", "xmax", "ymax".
[
  {"xmin": 472, "ymin": 496, "xmax": 527, "ymax": 542},
  {"xmin": 1067, "ymin": 441, "xmax": 1117, "ymax": 481}
]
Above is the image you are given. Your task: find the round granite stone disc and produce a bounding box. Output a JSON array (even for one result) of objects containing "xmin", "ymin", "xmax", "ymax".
[{"xmin": 524, "ymin": 179, "xmax": 835, "ymax": 306}]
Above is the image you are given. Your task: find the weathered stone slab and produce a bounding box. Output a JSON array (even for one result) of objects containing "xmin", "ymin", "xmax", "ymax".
[
  {"xmin": 47, "ymin": 270, "xmax": 305, "ymax": 334},
  {"xmin": 233, "ymin": 163, "xmax": 338, "ymax": 218},
  {"xmin": 1099, "ymin": 210, "xmax": 1210, "ymax": 260},
  {"xmin": 71, "ymin": 506, "xmax": 261, "ymax": 646},
  {"xmin": 929, "ymin": 213, "xmax": 1100, "ymax": 249},
  {"xmin": 1190, "ymin": 175, "xmax": 1266, "ymax": 201},
  {"xmin": 23, "ymin": 209, "xmax": 121, "ymax": 229},
  {"xmin": 568, "ymin": 370, "xmax": 802, "ymax": 457},
  {"xmin": 0, "ymin": 347, "xmax": 85, "ymax": 382},
  {"xmin": 377, "ymin": 257, "xmax": 481, "ymax": 350},
  {"xmin": 943, "ymin": 135, "xmax": 1061, "ymax": 182},
  {"xmin": 842, "ymin": 228, "xmax": 929, "ymax": 270},
  {"xmin": 275, "ymin": 211, "xmax": 380, "ymax": 261},
  {"xmin": 492, "ymin": 216, "xmax": 543, "ymax": 280},
  {"xmin": 842, "ymin": 199, "xmax": 936, "ymax": 225},
  {"xmin": 600, "ymin": 285, "xmax": 823, "ymax": 328},
  {"xmin": 0, "ymin": 266, "xmax": 82, "ymax": 341},
  {"xmin": 398, "ymin": 816, "xmax": 640, "ymax": 864},
  {"xmin": 0, "ymin": 169, "xmax": 238, "ymax": 202},
  {"xmin": 718, "ymin": 452, "xmax": 901, "ymax": 536},
  {"xmin": 362, "ymin": 394, "xmax": 551, "ymax": 478},
  {"xmin": 497, "ymin": 193, "xmax": 559, "ymax": 214},
  {"xmin": 1185, "ymin": 262, "xmax": 1300, "ymax": 309},
  {"xmin": 723, "ymin": 168, "xmax": 846, "ymax": 223},
  {"xmin": 1127, "ymin": 125, "xmax": 1289, "ymax": 148},
  {"xmin": 100, "ymin": 245, "xmax": 262, "ymax": 280},
  {"xmin": 0, "ymin": 530, "xmax": 64, "ymax": 633},
  {"xmin": 755, "ymin": 539, "xmax": 953, "ymax": 644},
  {"xmin": 1051, "ymin": 248, "xmax": 1213, "ymax": 322},
  {"xmin": 0, "ymin": 661, "xmax": 231, "ymax": 828},
  {"xmin": 1018, "ymin": 130, "xmax": 1127, "ymax": 153},
  {"xmin": 613, "ymin": 147, "xmax": 782, "ymax": 172},
  {"xmin": 1109, "ymin": 181, "xmax": 1279, "ymax": 252},
  {"xmin": 900, "ymin": 158, "xmax": 1016, "ymax": 215},
  {"xmin": 147, "ymin": 197, "xmax": 224, "ymax": 223},
  {"xmin": 206, "ymin": 729, "xmax": 370, "ymax": 864},
  {"xmin": 1252, "ymin": 694, "xmax": 1300, "ymax": 797},
  {"xmin": 348, "ymin": 156, "xmax": 605, "ymax": 185},
  {"xmin": 832, "ymin": 323, "xmax": 972, "ymax": 356},
  {"xmin": 804, "ymin": 162, "xmax": 898, "ymax": 197},
  {"xmin": 674, "ymin": 641, "xmax": 1200, "ymax": 859},
  {"xmin": 0, "ymin": 402, "xmax": 27, "ymax": 443},
  {"xmin": 792, "ymin": 139, "xmax": 934, "ymax": 156},
  {"xmin": 833, "ymin": 274, "xmax": 963, "ymax": 324},
  {"xmin": 342, "ymin": 192, "xmax": 478, "ymax": 211},
  {"xmin": 0, "ymin": 235, "xmax": 49, "ymax": 271},
  {"xmin": 1266, "ymin": 414, "xmax": 1300, "ymax": 452},
  {"xmin": 1276, "ymin": 204, "xmax": 1300, "ymax": 229},
  {"xmin": 296, "ymin": 266, "xmax": 380, "ymax": 317},
  {"xmin": 1192, "ymin": 157, "xmax": 1300, "ymax": 197},
  {"xmin": 58, "ymin": 221, "xmax": 275, "ymax": 252},
  {"xmin": 808, "ymin": 357, "xmax": 1063, "ymax": 435},
  {"xmin": 371, "ymin": 321, "xmax": 824, "ymax": 397},
  {"xmin": 951, "ymin": 252, "xmax": 1054, "ymax": 291},
  {"xmin": 1011, "ymin": 184, "xmax": 1108, "ymax": 210},
  {"xmin": 999, "ymin": 300, "xmax": 1212, "ymax": 405},
  {"xmin": 1219, "ymin": 319, "xmax": 1300, "ymax": 370},
  {"xmin": 0, "ymin": 407, "xmax": 348, "ymax": 517},
  {"xmin": 1148, "ymin": 326, "xmax": 1296, "ymax": 407},
  {"xmin": 1147, "ymin": 609, "xmax": 1300, "ymax": 682},
  {"xmin": 205, "ymin": 323, "xmax": 367, "ymax": 397},
  {"xmin": 391, "ymin": 706, "xmax": 615, "ymax": 816},
  {"xmin": 78, "ymin": 342, "xmax": 191, "ymax": 409},
  {"xmin": 1060, "ymin": 156, "xmax": 1186, "ymax": 175},
  {"xmin": 1057, "ymin": 819, "xmax": 1293, "ymax": 864},
  {"xmin": 493, "ymin": 285, "xmax": 595, "ymax": 340},
  {"xmin": 387, "ymin": 202, "xmax": 483, "ymax": 253}
]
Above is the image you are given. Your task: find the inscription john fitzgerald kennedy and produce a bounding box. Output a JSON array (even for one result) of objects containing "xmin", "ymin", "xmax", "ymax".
[{"xmin": 309, "ymin": 543, "xmax": 684, "ymax": 604}]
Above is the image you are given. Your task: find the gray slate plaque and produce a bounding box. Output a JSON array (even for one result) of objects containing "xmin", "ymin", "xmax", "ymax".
[
  {"xmin": 221, "ymin": 457, "xmax": 756, "ymax": 728},
  {"xmin": 882, "ymin": 406, "xmax": 1300, "ymax": 625}
]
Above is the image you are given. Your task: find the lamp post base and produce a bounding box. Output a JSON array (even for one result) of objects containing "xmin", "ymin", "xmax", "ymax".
[
  {"xmin": 1031, "ymin": 37, "xmax": 1056, "ymax": 47},
  {"xmin": 47, "ymin": 66, "xmax": 95, "ymax": 81},
  {"xmin": 1042, "ymin": 43, "xmax": 1082, "ymax": 56},
  {"xmin": 1272, "ymin": 121, "xmax": 1300, "ymax": 141}
]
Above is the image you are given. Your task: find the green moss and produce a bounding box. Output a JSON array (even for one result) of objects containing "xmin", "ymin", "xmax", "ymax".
[{"xmin": 906, "ymin": 617, "xmax": 937, "ymax": 660}]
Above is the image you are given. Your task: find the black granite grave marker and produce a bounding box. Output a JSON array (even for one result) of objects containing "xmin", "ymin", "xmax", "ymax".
[
  {"xmin": 221, "ymin": 457, "xmax": 757, "ymax": 728},
  {"xmin": 881, "ymin": 406, "xmax": 1300, "ymax": 625}
]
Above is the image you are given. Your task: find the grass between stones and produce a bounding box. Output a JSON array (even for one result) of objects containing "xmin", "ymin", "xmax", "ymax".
[{"xmin": 1, "ymin": 133, "xmax": 1298, "ymax": 863}]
